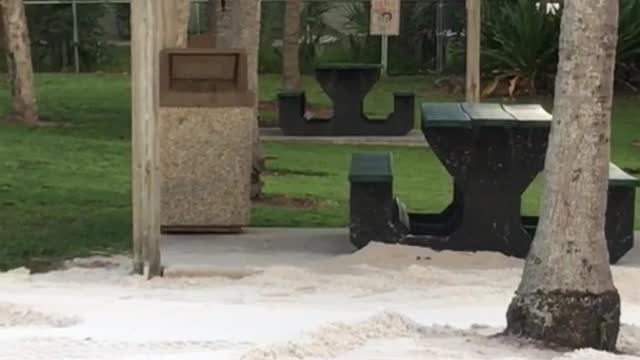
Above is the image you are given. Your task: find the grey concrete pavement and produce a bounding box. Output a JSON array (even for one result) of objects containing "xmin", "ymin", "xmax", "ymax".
[
  {"xmin": 260, "ymin": 128, "xmax": 427, "ymax": 147},
  {"xmin": 161, "ymin": 228, "xmax": 355, "ymax": 276},
  {"xmin": 161, "ymin": 228, "xmax": 640, "ymax": 276}
]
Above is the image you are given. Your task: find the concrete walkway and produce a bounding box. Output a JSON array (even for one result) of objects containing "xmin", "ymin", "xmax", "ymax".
[
  {"xmin": 260, "ymin": 128, "xmax": 427, "ymax": 147},
  {"xmin": 161, "ymin": 228, "xmax": 640, "ymax": 275},
  {"xmin": 161, "ymin": 228, "xmax": 355, "ymax": 276}
]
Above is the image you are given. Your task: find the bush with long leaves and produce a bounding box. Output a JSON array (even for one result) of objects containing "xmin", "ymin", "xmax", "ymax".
[
  {"xmin": 342, "ymin": 2, "xmax": 379, "ymax": 63},
  {"xmin": 299, "ymin": 2, "xmax": 339, "ymax": 71},
  {"xmin": 481, "ymin": 0, "xmax": 562, "ymax": 97},
  {"xmin": 616, "ymin": 0, "xmax": 640, "ymax": 91}
]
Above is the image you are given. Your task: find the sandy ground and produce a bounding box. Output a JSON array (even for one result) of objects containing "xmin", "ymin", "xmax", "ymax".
[{"xmin": 2, "ymin": 242, "xmax": 640, "ymax": 360}]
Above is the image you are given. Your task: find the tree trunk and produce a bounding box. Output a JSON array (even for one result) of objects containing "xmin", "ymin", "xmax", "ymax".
[
  {"xmin": 505, "ymin": 0, "xmax": 620, "ymax": 351},
  {"xmin": 130, "ymin": 0, "xmax": 190, "ymax": 278},
  {"xmin": 282, "ymin": 0, "xmax": 302, "ymax": 91},
  {"xmin": 162, "ymin": 0, "xmax": 190, "ymax": 48},
  {"xmin": 219, "ymin": 0, "xmax": 264, "ymax": 199},
  {"xmin": 207, "ymin": 0, "xmax": 217, "ymax": 34},
  {"xmin": 216, "ymin": 0, "xmax": 234, "ymax": 48},
  {"xmin": 1, "ymin": 0, "xmax": 39, "ymax": 125}
]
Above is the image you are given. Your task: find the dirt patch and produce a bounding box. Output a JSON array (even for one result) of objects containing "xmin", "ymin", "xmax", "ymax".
[
  {"xmin": 259, "ymin": 101, "xmax": 278, "ymax": 113},
  {"xmin": 623, "ymin": 167, "xmax": 640, "ymax": 175},
  {"xmin": 259, "ymin": 100, "xmax": 334, "ymax": 126},
  {"xmin": 253, "ymin": 194, "xmax": 330, "ymax": 209},
  {"xmin": 633, "ymin": 139, "xmax": 640, "ymax": 148},
  {"xmin": 2, "ymin": 115, "xmax": 72, "ymax": 128},
  {"xmin": 264, "ymin": 167, "xmax": 332, "ymax": 177},
  {"xmin": 24, "ymin": 258, "xmax": 64, "ymax": 274}
]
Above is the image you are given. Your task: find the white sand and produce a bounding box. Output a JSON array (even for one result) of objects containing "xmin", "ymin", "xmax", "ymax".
[{"xmin": 1, "ymin": 243, "xmax": 640, "ymax": 359}]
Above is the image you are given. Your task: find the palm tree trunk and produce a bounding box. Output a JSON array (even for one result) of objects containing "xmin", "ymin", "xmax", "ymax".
[
  {"xmin": 207, "ymin": 0, "xmax": 217, "ymax": 34},
  {"xmin": 505, "ymin": 0, "xmax": 621, "ymax": 351},
  {"xmin": 1, "ymin": 0, "xmax": 39, "ymax": 125},
  {"xmin": 216, "ymin": 0, "xmax": 234, "ymax": 48},
  {"xmin": 219, "ymin": 0, "xmax": 264, "ymax": 198},
  {"xmin": 282, "ymin": 0, "xmax": 302, "ymax": 91}
]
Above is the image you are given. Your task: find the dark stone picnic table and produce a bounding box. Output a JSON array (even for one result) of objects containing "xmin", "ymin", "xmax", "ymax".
[
  {"xmin": 278, "ymin": 63, "xmax": 414, "ymax": 136},
  {"xmin": 348, "ymin": 101, "xmax": 637, "ymax": 263},
  {"xmin": 418, "ymin": 102, "xmax": 552, "ymax": 257}
]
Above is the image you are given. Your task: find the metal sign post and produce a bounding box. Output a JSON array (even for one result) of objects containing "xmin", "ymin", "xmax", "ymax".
[
  {"xmin": 370, "ymin": 0, "xmax": 400, "ymax": 77},
  {"xmin": 72, "ymin": 0, "xmax": 80, "ymax": 73}
]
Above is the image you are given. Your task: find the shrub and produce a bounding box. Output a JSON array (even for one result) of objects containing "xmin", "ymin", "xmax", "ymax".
[
  {"xmin": 26, "ymin": 2, "xmax": 107, "ymax": 72},
  {"xmin": 481, "ymin": 0, "xmax": 562, "ymax": 97},
  {"xmin": 616, "ymin": 0, "xmax": 640, "ymax": 92}
]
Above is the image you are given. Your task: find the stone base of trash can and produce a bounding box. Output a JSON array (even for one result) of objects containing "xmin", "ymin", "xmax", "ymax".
[{"xmin": 160, "ymin": 107, "xmax": 255, "ymax": 231}]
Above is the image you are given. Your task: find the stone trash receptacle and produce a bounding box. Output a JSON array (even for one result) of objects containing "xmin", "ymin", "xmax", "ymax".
[{"xmin": 158, "ymin": 48, "xmax": 255, "ymax": 233}]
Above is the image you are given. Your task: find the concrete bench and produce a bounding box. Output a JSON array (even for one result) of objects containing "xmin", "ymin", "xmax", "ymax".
[
  {"xmin": 348, "ymin": 152, "xmax": 408, "ymax": 249},
  {"xmin": 522, "ymin": 163, "xmax": 638, "ymax": 263},
  {"xmin": 347, "ymin": 151, "xmax": 638, "ymax": 263},
  {"xmin": 602, "ymin": 163, "xmax": 637, "ymax": 262}
]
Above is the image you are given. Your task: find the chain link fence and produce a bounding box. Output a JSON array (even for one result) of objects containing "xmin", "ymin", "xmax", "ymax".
[{"xmin": 20, "ymin": 0, "xmax": 466, "ymax": 75}]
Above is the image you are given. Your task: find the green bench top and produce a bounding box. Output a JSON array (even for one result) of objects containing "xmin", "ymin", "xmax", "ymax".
[
  {"xmin": 610, "ymin": 163, "xmax": 639, "ymax": 187},
  {"xmin": 349, "ymin": 152, "xmax": 393, "ymax": 183},
  {"xmin": 421, "ymin": 102, "xmax": 552, "ymax": 129}
]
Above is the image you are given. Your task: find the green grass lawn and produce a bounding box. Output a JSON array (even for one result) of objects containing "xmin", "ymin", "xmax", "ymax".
[{"xmin": 0, "ymin": 73, "xmax": 638, "ymax": 271}]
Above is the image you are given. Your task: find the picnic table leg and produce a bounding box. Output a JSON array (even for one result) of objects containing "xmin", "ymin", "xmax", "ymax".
[
  {"xmin": 425, "ymin": 127, "xmax": 548, "ymax": 257},
  {"xmin": 315, "ymin": 69, "xmax": 380, "ymax": 134}
]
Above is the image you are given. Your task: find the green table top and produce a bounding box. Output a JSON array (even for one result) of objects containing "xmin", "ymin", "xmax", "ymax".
[{"xmin": 421, "ymin": 102, "xmax": 552, "ymax": 129}]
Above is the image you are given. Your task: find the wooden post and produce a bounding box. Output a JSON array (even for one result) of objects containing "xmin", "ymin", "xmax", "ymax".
[
  {"xmin": 131, "ymin": 0, "xmax": 161, "ymax": 277},
  {"xmin": 465, "ymin": 0, "xmax": 481, "ymax": 102},
  {"xmin": 130, "ymin": 0, "xmax": 189, "ymax": 278}
]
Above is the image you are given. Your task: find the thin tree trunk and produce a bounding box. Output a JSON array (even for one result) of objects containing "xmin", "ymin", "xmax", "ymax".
[
  {"xmin": 216, "ymin": 0, "xmax": 234, "ymax": 48},
  {"xmin": 505, "ymin": 0, "xmax": 620, "ymax": 351},
  {"xmin": 1, "ymin": 0, "xmax": 39, "ymax": 125},
  {"xmin": 282, "ymin": 0, "xmax": 302, "ymax": 91},
  {"xmin": 220, "ymin": 0, "xmax": 264, "ymax": 198},
  {"xmin": 207, "ymin": 0, "xmax": 217, "ymax": 34}
]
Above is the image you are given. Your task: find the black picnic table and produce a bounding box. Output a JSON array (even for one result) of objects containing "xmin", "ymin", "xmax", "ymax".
[
  {"xmin": 417, "ymin": 102, "xmax": 552, "ymax": 257},
  {"xmin": 278, "ymin": 63, "xmax": 414, "ymax": 136}
]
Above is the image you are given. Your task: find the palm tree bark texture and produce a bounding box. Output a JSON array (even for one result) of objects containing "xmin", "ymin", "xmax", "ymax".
[
  {"xmin": 283, "ymin": 0, "xmax": 302, "ymax": 91},
  {"xmin": 0, "ymin": 0, "xmax": 39, "ymax": 125},
  {"xmin": 505, "ymin": 0, "xmax": 621, "ymax": 351}
]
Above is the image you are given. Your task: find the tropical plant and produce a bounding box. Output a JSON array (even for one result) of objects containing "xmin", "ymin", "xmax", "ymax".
[
  {"xmin": 299, "ymin": 2, "xmax": 338, "ymax": 71},
  {"xmin": 480, "ymin": 0, "xmax": 562, "ymax": 97},
  {"xmin": 615, "ymin": 0, "xmax": 640, "ymax": 91},
  {"xmin": 258, "ymin": 1, "xmax": 285, "ymax": 73},
  {"xmin": 25, "ymin": 2, "xmax": 106, "ymax": 72},
  {"xmin": 342, "ymin": 2, "xmax": 379, "ymax": 64}
]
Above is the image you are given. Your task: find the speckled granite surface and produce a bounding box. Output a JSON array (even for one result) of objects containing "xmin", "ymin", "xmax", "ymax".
[{"xmin": 160, "ymin": 107, "xmax": 254, "ymax": 229}]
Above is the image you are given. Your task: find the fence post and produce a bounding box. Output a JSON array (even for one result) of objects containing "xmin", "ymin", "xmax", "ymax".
[
  {"xmin": 72, "ymin": 0, "xmax": 80, "ymax": 73},
  {"xmin": 381, "ymin": 35, "xmax": 388, "ymax": 77},
  {"xmin": 436, "ymin": 0, "xmax": 444, "ymax": 73}
]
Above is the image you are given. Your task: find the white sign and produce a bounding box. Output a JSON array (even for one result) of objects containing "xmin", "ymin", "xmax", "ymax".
[{"xmin": 370, "ymin": 0, "xmax": 400, "ymax": 36}]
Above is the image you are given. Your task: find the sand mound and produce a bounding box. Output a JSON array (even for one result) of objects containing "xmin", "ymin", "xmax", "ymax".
[
  {"xmin": 241, "ymin": 311, "xmax": 640, "ymax": 360},
  {"xmin": 315, "ymin": 242, "xmax": 525, "ymax": 272},
  {"xmin": 240, "ymin": 311, "xmax": 433, "ymax": 360},
  {"xmin": 0, "ymin": 303, "xmax": 79, "ymax": 328}
]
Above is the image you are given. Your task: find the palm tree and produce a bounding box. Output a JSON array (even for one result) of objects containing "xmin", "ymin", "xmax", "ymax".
[
  {"xmin": 282, "ymin": 0, "xmax": 302, "ymax": 91},
  {"xmin": 505, "ymin": 0, "xmax": 621, "ymax": 351}
]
